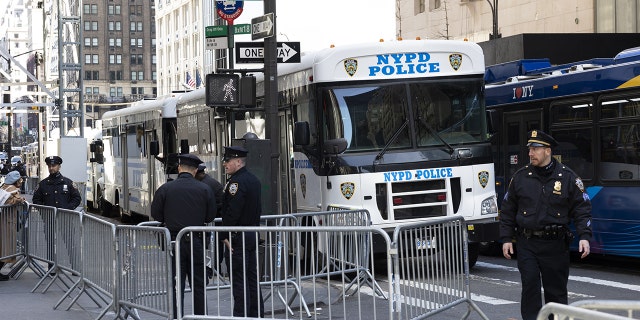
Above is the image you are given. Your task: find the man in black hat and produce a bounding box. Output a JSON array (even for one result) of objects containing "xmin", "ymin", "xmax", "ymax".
[
  {"xmin": 500, "ymin": 130, "xmax": 592, "ymax": 320},
  {"xmin": 221, "ymin": 146, "xmax": 264, "ymax": 317},
  {"xmin": 151, "ymin": 153, "xmax": 216, "ymax": 318},
  {"xmin": 33, "ymin": 155, "xmax": 82, "ymax": 210}
]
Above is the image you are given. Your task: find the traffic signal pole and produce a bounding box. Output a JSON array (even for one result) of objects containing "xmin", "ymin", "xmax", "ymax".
[{"xmin": 263, "ymin": 0, "xmax": 280, "ymax": 216}]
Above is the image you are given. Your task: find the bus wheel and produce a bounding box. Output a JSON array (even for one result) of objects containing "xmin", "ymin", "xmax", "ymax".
[
  {"xmin": 468, "ymin": 242, "xmax": 480, "ymax": 268},
  {"xmin": 100, "ymin": 197, "xmax": 113, "ymax": 217}
]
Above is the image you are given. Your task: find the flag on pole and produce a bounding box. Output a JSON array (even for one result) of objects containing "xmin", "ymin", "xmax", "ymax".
[
  {"xmin": 186, "ymin": 71, "xmax": 196, "ymax": 88},
  {"xmin": 195, "ymin": 69, "xmax": 202, "ymax": 88}
]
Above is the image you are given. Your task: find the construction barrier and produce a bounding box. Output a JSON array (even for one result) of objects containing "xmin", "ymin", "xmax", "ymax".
[{"xmin": 9, "ymin": 203, "xmax": 488, "ymax": 320}]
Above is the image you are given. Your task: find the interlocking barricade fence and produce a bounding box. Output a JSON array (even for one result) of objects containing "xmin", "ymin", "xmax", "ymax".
[
  {"xmin": 175, "ymin": 225, "xmax": 393, "ymax": 320},
  {"xmin": 0, "ymin": 202, "xmax": 28, "ymax": 277},
  {"xmin": 536, "ymin": 302, "xmax": 635, "ymax": 320},
  {"xmin": 69, "ymin": 214, "xmax": 118, "ymax": 319},
  {"xmin": 24, "ymin": 204, "xmax": 56, "ymax": 279},
  {"xmin": 392, "ymin": 216, "xmax": 489, "ymax": 320},
  {"xmin": 290, "ymin": 209, "xmax": 386, "ymax": 299},
  {"xmin": 116, "ymin": 225, "xmax": 173, "ymax": 320}
]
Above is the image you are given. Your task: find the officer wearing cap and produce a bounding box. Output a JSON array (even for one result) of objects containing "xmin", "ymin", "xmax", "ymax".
[
  {"xmin": 33, "ymin": 155, "xmax": 82, "ymax": 210},
  {"xmin": 221, "ymin": 145, "xmax": 264, "ymax": 317},
  {"xmin": 151, "ymin": 153, "xmax": 215, "ymax": 318},
  {"xmin": 500, "ymin": 130, "xmax": 592, "ymax": 320}
]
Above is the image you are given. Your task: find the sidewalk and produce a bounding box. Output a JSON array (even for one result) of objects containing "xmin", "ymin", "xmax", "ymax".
[{"xmin": 0, "ymin": 265, "xmax": 104, "ymax": 320}]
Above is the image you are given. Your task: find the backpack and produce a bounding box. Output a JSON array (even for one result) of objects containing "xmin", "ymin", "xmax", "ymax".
[{"xmin": 0, "ymin": 186, "xmax": 17, "ymax": 205}]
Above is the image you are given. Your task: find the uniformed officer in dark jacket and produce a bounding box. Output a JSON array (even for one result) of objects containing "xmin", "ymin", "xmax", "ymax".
[
  {"xmin": 500, "ymin": 130, "xmax": 592, "ymax": 320},
  {"xmin": 221, "ymin": 146, "xmax": 264, "ymax": 318},
  {"xmin": 151, "ymin": 154, "xmax": 216, "ymax": 318},
  {"xmin": 32, "ymin": 156, "xmax": 82, "ymax": 209}
]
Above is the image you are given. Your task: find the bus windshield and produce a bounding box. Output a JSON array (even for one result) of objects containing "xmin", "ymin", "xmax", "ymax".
[{"xmin": 322, "ymin": 78, "xmax": 486, "ymax": 153}]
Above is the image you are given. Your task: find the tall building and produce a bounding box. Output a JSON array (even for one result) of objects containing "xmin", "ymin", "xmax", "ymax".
[
  {"xmin": 397, "ymin": 0, "xmax": 640, "ymax": 65},
  {"xmin": 80, "ymin": 0, "xmax": 158, "ymax": 126}
]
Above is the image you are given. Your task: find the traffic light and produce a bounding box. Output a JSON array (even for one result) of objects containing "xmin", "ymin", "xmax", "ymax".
[{"xmin": 206, "ymin": 73, "xmax": 239, "ymax": 107}]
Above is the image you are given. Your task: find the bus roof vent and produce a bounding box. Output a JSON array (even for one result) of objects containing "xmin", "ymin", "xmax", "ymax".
[{"xmin": 568, "ymin": 64, "xmax": 601, "ymax": 72}]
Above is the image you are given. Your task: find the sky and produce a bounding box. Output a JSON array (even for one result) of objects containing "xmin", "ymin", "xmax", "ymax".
[{"xmin": 228, "ymin": 0, "xmax": 396, "ymax": 53}]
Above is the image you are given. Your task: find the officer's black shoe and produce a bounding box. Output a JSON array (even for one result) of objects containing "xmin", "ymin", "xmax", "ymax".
[{"xmin": 0, "ymin": 273, "xmax": 9, "ymax": 281}]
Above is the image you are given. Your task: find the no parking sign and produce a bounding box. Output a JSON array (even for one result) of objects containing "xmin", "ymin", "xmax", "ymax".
[{"xmin": 216, "ymin": 0, "xmax": 244, "ymax": 25}]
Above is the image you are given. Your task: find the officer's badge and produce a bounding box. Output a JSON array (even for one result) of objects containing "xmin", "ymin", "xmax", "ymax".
[
  {"xmin": 229, "ymin": 183, "xmax": 239, "ymax": 195},
  {"xmin": 340, "ymin": 182, "xmax": 355, "ymax": 200},
  {"xmin": 449, "ymin": 53, "xmax": 462, "ymax": 71},
  {"xmin": 575, "ymin": 178, "xmax": 585, "ymax": 193},
  {"xmin": 553, "ymin": 181, "xmax": 562, "ymax": 195},
  {"xmin": 344, "ymin": 58, "xmax": 358, "ymax": 77},
  {"xmin": 531, "ymin": 130, "xmax": 538, "ymax": 138},
  {"xmin": 300, "ymin": 174, "xmax": 306, "ymax": 199},
  {"xmin": 478, "ymin": 171, "xmax": 489, "ymax": 188}
]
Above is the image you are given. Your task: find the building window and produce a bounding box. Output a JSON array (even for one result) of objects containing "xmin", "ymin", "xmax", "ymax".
[
  {"xmin": 110, "ymin": 87, "xmax": 124, "ymax": 97},
  {"xmin": 110, "ymin": 71, "xmax": 123, "ymax": 81},
  {"xmin": 84, "ymin": 4, "xmax": 97, "ymax": 14},
  {"xmin": 132, "ymin": 87, "xmax": 145, "ymax": 95},
  {"xmin": 152, "ymin": 54, "xmax": 156, "ymax": 64},
  {"xmin": 109, "ymin": 54, "xmax": 123, "ymax": 64},
  {"xmin": 108, "ymin": 5, "xmax": 121, "ymax": 15},
  {"xmin": 93, "ymin": 38, "xmax": 98, "ymax": 46},
  {"xmin": 130, "ymin": 54, "xmax": 143, "ymax": 65},
  {"xmin": 152, "ymin": 71, "xmax": 157, "ymax": 81},
  {"xmin": 131, "ymin": 71, "xmax": 143, "ymax": 81},
  {"xmin": 109, "ymin": 38, "xmax": 122, "ymax": 47},
  {"xmin": 85, "ymin": 54, "xmax": 99, "ymax": 64},
  {"xmin": 84, "ymin": 70, "xmax": 99, "ymax": 80}
]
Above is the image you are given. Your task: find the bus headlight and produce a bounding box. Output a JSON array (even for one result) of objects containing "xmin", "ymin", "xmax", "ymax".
[{"xmin": 481, "ymin": 196, "xmax": 498, "ymax": 215}]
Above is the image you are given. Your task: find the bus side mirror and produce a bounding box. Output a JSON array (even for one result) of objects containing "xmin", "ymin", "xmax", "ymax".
[
  {"xmin": 89, "ymin": 142, "xmax": 97, "ymax": 153},
  {"xmin": 323, "ymin": 138, "xmax": 347, "ymax": 155},
  {"xmin": 294, "ymin": 121, "xmax": 310, "ymax": 146},
  {"xmin": 150, "ymin": 141, "xmax": 160, "ymax": 156}
]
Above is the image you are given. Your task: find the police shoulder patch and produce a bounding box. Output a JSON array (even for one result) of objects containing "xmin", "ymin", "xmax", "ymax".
[
  {"xmin": 229, "ymin": 182, "xmax": 239, "ymax": 195},
  {"xmin": 575, "ymin": 178, "xmax": 585, "ymax": 193}
]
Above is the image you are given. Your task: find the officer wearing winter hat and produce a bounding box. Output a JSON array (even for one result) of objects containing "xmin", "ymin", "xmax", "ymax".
[
  {"xmin": 499, "ymin": 130, "xmax": 592, "ymax": 320},
  {"xmin": 33, "ymin": 155, "xmax": 81, "ymax": 210},
  {"xmin": 151, "ymin": 153, "xmax": 215, "ymax": 318}
]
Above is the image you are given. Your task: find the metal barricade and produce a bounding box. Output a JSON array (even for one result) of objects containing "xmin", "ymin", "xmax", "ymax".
[
  {"xmin": 116, "ymin": 225, "xmax": 173, "ymax": 320},
  {"xmin": 537, "ymin": 302, "xmax": 634, "ymax": 320},
  {"xmin": 569, "ymin": 300, "xmax": 640, "ymax": 319},
  {"xmin": 57, "ymin": 214, "xmax": 118, "ymax": 320},
  {"xmin": 175, "ymin": 225, "xmax": 393, "ymax": 320},
  {"xmin": 0, "ymin": 203, "xmax": 28, "ymax": 277},
  {"xmin": 392, "ymin": 216, "xmax": 489, "ymax": 320},
  {"xmin": 22, "ymin": 204, "xmax": 56, "ymax": 280},
  {"xmin": 291, "ymin": 209, "xmax": 385, "ymax": 299}
]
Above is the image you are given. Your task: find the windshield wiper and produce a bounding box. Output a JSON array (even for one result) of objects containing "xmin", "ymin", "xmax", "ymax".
[
  {"xmin": 374, "ymin": 119, "xmax": 409, "ymax": 164},
  {"xmin": 416, "ymin": 116, "xmax": 455, "ymax": 155}
]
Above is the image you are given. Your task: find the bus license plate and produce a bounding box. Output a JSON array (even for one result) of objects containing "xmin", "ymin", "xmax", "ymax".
[{"xmin": 416, "ymin": 238, "xmax": 435, "ymax": 249}]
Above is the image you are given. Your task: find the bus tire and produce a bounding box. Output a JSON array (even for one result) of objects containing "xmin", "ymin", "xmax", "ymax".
[
  {"xmin": 100, "ymin": 197, "xmax": 113, "ymax": 217},
  {"xmin": 468, "ymin": 242, "xmax": 479, "ymax": 268}
]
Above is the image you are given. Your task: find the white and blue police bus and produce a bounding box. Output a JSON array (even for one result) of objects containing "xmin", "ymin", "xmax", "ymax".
[
  {"xmin": 99, "ymin": 98, "xmax": 179, "ymax": 220},
  {"xmin": 176, "ymin": 39, "xmax": 499, "ymax": 266},
  {"xmin": 485, "ymin": 47, "xmax": 640, "ymax": 258}
]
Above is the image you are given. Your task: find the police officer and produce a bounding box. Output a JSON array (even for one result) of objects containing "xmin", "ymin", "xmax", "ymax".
[
  {"xmin": 32, "ymin": 156, "xmax": 82, "ymax": 209},
  {"xmin": 500, "ymin": 130, "xmax": 592, "ymax": 320},
  {"xmin": 221, "ymin": 146, "xmax": 264, "ymax": 318},
  {"xmin": 151, "ymin": 154, "xmax": 216, "ymax": 318}
]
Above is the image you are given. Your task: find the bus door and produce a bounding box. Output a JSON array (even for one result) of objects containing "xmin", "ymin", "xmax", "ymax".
[
  {"xmin": 120, "ymin": 130, "xmax": 129, "ymax": 215},
  {"xmin": 280, "ymin": 109, "xmax": 295, "ymax": 215},
  {"xmin": 502, "ymin": 110, "xmax": 542, "ymax": 192}
]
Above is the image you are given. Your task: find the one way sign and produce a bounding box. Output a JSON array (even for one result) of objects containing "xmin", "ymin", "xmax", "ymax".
[{"xmin": 235, "ymin": 42, "xmax": 301, "ymax": 64}]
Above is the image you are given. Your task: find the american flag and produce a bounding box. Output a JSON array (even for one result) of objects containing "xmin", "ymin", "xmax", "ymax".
[
  {"xmin": 186, "ymin": 71, "xmax": 196, "ymax": 88},
  {"xmin": 195, "ymin": 69, "xmax": 202, "ymax": 88}
]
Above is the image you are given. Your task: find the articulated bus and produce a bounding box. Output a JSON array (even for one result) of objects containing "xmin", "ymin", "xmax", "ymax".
[
  {"xmin": 176, "ymin": 40, "xmax": 499, "ymax": 265},
  {"xmin": 485, "ymin": 47, "xmax": 640, "ymax": 258},
  {"xmin": 99, "ymin": 98, "xmax": 179, "ymax": 219}
]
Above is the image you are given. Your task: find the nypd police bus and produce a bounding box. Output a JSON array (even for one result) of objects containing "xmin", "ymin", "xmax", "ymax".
[{"xmin": 176, "ymin": 39, "xmax": 499, "ymax": 266}]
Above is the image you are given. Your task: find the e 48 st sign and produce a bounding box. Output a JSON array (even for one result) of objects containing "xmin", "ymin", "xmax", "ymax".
[{"xmin": 235, "ymin": 41, "xmax": 301, "ymax": 64}]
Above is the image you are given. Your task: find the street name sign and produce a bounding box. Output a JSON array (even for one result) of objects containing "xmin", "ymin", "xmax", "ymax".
[
  {"xmin": 235, "ymin": 41, "xmax": 301, "ymax": 64},
  {"xmin": 251, "ymin": 13, "xmax": 274, "ymax": 40}
]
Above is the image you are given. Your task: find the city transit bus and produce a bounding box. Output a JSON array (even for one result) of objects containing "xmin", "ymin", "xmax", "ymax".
[{"xmin": 485, "ymin": 47, "xmax": 640, "ymax": 258}]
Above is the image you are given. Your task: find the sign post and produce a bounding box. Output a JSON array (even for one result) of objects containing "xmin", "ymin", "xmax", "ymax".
[
  {"xmin": 251, "ymin": 13, "xmax": 274, "ymax": 40},
  {"xmin": 215, "ymin": 0, "xmax": 245, "ymax": 69}
]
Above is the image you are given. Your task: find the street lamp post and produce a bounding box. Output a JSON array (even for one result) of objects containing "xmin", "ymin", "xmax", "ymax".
[{"xmin": 487, "ymin": 0, "xmax": 500, "ymax": 39}]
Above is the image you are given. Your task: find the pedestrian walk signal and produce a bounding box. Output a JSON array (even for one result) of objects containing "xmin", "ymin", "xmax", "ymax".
[{"xmin": 206, "ymin": 73, "xmax": 240, "ymax": 107}]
